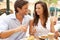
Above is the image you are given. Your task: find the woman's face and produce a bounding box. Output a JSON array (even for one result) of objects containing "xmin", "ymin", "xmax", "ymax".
[{"xmin": 36, "ymin": 4, "xmax": 43, "ymax": 16}]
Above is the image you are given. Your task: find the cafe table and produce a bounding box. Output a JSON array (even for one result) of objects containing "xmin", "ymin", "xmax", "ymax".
[{"xmin": 20, "ymin": 36, "xmax": 60, "ymax": 40}]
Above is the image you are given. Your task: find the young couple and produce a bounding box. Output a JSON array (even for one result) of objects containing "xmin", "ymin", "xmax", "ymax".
[{"xmin": 0, "ymin": 0, "xmax": 58, "ymax": 40}]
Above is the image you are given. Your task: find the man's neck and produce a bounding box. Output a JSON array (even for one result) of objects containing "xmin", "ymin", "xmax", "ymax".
[{"xmin": 16, "ymin": 13, "xmax": 24, "ymax": 23}]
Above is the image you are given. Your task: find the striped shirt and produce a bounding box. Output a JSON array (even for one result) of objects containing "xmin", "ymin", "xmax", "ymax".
[{"xmin": 0, "ymin": 13, "xmax": 32, "ymax": 40}]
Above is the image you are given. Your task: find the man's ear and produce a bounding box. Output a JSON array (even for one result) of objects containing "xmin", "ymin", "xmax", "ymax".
[
  {"xmin": 17, "ymin": 7, "xmax": 22, "ymax": 12},
  {"xmin": 17, "ymin": 7, "xmax": 19, "ymax": 11}
]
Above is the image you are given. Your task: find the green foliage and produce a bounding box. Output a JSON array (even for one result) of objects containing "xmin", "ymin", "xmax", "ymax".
[{"xmin": 43, "ymin": 0, "xmax": 57, "ymax": 4}]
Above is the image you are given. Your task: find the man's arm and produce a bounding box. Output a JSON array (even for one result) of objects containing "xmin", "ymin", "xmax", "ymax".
[
  {"xmin": 0, "ymin": 25, "xmax": 27, "ymax": 39},
  {"xmin": 0, "ymin": 26, "xmax": 21, "ymax": 38}
]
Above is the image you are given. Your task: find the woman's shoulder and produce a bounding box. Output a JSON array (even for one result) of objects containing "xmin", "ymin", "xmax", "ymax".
[
  {"xmin": 30, "ymin": 19, "xmax": 34, "ymax": 23},
  {"xmin": 29, "ymin": 18, "xmax": 34, "ymax": 26},
  {"xmin": 46, "ymin": 17, "xmax": 50, "ymax": 23}
]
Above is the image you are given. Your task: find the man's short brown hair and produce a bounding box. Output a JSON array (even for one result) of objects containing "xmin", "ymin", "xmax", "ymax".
[{"xmin": 14, "ymin": 0, "xmax": 28, "ymax": 13}]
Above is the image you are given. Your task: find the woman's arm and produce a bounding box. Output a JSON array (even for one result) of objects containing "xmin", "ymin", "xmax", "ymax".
[
  {"xmin": 50, "ymin": 22, "xmax": 55, "ymax": 33},
  {"xmin": 50, "ymin": 17, "xmax": 59, "ymax": 39},
  {"xmin": 29, "ymin": 20, "xmax": 36, "ymax": 36},
  {"xmin": 50, "ymin": 16, "xmax": 57, "ymax": 33}
]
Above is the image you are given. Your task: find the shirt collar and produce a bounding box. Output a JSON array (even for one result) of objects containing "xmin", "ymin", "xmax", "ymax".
[
  {"xmin": 9, "ymin": 12, "xmax": 28, "ymax": 20},
  {"xmin": 7, "ymin": 13, "xmax": 16, "ymax": 20}
]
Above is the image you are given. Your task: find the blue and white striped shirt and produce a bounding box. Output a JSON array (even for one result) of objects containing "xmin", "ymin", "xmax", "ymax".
[{"xmin": 0, "ymin": 13, "xmax": 33, "ymax": 40}]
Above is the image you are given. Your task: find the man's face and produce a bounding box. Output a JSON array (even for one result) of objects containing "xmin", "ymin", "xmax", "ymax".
[{"xmin": 18, "ymin": 4, "xmax": 28, "ymax": 15}]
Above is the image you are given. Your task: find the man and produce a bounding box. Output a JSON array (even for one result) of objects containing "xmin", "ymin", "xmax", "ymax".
[{"xmin": 0, "ymin": 0, "xmax": 32, "ymax": 40}]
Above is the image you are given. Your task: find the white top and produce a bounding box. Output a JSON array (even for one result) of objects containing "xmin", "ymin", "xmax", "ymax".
[
  {"xmin": 0, "ymin": 13, "xmax": 33, "ymax": 40},
  {"xmin": 34, "ymin": 18, "xmax": 50, "ymax": 36}
]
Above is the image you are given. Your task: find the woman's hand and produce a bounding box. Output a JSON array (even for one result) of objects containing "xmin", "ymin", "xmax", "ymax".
[
  {"xmin": 50, "ymin": 16, "xmax": 57, "ymax": 25},
  {"xmin": 30, "ymin": 27, "xmax": 36, "ymax": 35},
  {"xmin": 54, "ymin": 31, "xmax": 59, "ymax": 39},
  {"xmin": 50, "ymin": 16, "xmax": 57, "ymax": 33}
]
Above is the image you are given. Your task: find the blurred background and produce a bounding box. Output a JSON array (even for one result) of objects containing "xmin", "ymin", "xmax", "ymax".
[
  {"xmin": 0, "ymin": 0, "xmax": 60, "ymax": 17},
  {"xmin": 0, "ymin": 0, "xmax": 60, "ymax": 31}
]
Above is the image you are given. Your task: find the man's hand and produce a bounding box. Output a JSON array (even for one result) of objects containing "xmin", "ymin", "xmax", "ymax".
[
  {"xmin": 21, "ymin": 25, "xmax": 27, "ymax": 32},
  {"xmin": 15, "ymin": 25, "xmax": 28, "ymax": 32}
]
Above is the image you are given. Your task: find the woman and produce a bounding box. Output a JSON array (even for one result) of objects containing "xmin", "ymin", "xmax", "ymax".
[{"xmin": 29, "ymin": 1, "xmax": 57, "ymax": 38}]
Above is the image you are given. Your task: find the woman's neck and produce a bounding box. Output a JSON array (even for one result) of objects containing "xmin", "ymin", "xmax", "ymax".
[
  {"xmin": 39, "ymin": 15, "xmax": 45, "ymax": 27},
  {"xmin": 39, "ymin": 15, "xmax": 44, "ymax": 20}
]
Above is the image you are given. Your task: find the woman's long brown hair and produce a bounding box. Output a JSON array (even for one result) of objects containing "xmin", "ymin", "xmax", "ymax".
[{"xmin": 33, "ymin": 1, "xmax": 49, "ymax": 28}]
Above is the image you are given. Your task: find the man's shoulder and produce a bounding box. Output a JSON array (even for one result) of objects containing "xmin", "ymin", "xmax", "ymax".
[
  {"xmin": 7, "ymin": 13, "xmax": 15, "ymax": 18},
  {"xmin": 1, "ymin": 14, "xmax": 15, "ymax": 21},
  {"xmin": 25, "ymin": 15, "xmax": 33, "ymax": 19}
]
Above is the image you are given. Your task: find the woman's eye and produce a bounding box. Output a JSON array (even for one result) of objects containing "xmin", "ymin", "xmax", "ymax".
[{"xmin": 36, "ymin": 8, "xmax": 40, "ymax": 9}]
